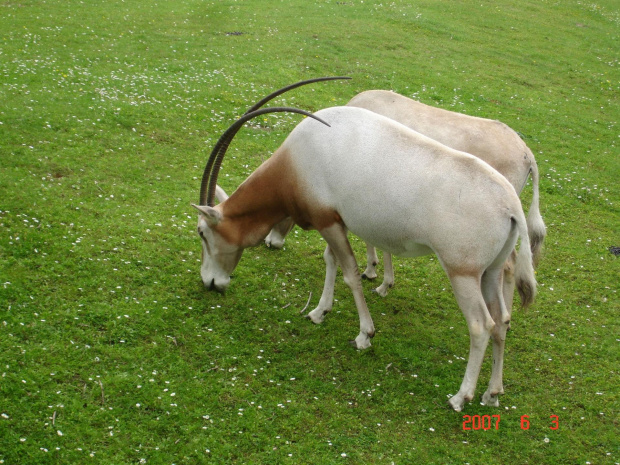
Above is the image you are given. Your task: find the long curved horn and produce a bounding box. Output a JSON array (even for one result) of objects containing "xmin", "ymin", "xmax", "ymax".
[
  {"xmin": 200, "ymin": 107, "xmax": 330, "ymax": 207},
  {"xmin": 244, "ymin": 76, "xmax": 351, "ymax": 115},
  {"xmin": 200, "ymin": 76, "xmax": 350, "ymax": 206}
]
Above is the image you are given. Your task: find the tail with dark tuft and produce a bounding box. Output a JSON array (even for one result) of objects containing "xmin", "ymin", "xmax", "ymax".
[
  {"xmin": 525, "ymin": 158, "xmax": 546, "ymax": 268},
  {"xmin": 513, "ymin": 213, "xmax": 537, "ymax": 309}
]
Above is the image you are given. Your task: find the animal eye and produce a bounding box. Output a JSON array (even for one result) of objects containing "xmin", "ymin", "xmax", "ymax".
[{"xmin": 198, "ymin": 230, "xmax": 212, "ymax": 255}]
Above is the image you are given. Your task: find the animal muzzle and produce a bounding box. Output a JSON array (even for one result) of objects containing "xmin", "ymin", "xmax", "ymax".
[{"xmin": 205, "ymin": 277, "xmax": 229, "ymax": 293}]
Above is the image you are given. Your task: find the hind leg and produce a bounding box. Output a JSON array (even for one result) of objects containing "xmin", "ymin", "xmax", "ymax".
[
  {"xmin": 447, "ymin": 274, "xmax": 495, "ymax": 412},
  {"xmin": 481, "ymin": 266, "xmax": 511, "ymax": 407}
]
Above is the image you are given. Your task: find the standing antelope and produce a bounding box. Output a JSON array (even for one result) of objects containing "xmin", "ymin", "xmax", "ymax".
[
  {"xmin": 265, "ymin": 90, "xmax": 546, "ymax": 319},
  {"xmin": 194, "ymin": 100, "xmax": 536, "ymax": 411}
]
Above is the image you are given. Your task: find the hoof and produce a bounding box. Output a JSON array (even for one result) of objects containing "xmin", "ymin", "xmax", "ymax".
[
  {"xmin": 373, "ymin": 285, "xmax": 390, "ymax": 297},
  {"xmin": 352, "ymin": 333, "xmax": 372, "ymax": 350},
  {"xmin": 481, "ymin": 390, "xmax": 500, "ymax": 408},
  {"xmin": 448, "ymin": 393, "xmax": 472, "ymax": 412},
  {"xmin": 306, "ymin": 308, "xmax": 328, "ymax": 324},
  {"xmin": 448, "ymin": 396, "xmax": 464, "ymax": 412},
  {"xmin": 361, "ymin": 273, "xmax": 377, "ymax": 281},
  {"xmin": 264, "ymin": 234, "xmax": 285, "ymax": 249}
]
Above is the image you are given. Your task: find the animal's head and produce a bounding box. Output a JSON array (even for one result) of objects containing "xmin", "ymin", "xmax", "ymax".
[
  {"xmin": 195, "ymin": 77, "xmax": 343, "ymax": 292},
  {"xmin": 192, "ymin": 203, "xmax": 241, "ymax": 292}
]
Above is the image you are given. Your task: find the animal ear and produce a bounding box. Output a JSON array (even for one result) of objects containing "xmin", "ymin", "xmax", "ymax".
[
  {"xmin": 192, "ymin": 204, "xmax": 222, "ymax": 225},
  {"xmin": 215, "ymin": 185, "xmax": 229, "ymax": 203}
]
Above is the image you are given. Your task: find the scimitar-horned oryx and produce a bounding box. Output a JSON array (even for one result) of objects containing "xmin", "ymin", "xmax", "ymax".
[
  {"xmin": 265, "ymin": 90, "xmax": 546, "ymax": 321},
  {"xmin": 193, "ymin": 88, "xmax": 536, "ymax": 411}
]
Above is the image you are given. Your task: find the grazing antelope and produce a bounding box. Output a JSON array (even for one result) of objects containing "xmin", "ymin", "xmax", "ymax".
[
  {"xmin": 265, "ymin": 90, "xmax": 546, "ymax": 317},
  {"xmin": 194, "ymin": 99, "xmax": 536, "ymax": 411}
]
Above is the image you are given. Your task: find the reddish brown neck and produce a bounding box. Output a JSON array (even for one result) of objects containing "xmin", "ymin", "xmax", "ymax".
[{"xmin": 216, "ymin": 154, "xmax": 291, "ymax": 247}]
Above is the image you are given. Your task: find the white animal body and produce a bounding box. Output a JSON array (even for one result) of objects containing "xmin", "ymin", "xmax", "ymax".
[
  {"xmin": 195, "ymin": 106, "xmax": 537, "ymax": 411},
  {"xmin": 265, "ymin": 90, "xmax": 546, "ymax": 315}
]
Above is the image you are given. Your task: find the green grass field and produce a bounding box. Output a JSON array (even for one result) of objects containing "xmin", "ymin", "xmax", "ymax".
[{"xmin": 1, "ymin": 0, "xmax": 618, "ymax": 463}]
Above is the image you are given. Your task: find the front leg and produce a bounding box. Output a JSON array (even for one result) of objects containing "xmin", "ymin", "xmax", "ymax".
[
  {"xmin": 306, "ymin": 245, "xmax": 337, "ymax": 324},
  {"xmin": 362, "ymin": 242, "xmax": 379, "ymax": 280},
  {"xmin": 265, "ymin": 217, "xmax": 295, "ymax": 249},
  {"xmin": 320, "ymin": 223, "xmax": 375, "ymax": 349},
  {"xmin": 373, "ymin": 251, "xmax": 395, "ymax": 297}
]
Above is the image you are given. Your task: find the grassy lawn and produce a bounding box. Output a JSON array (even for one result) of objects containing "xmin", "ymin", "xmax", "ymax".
[{"xmin": 1, "ymin": 0, "xmax": 618, "ymax": 463}]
